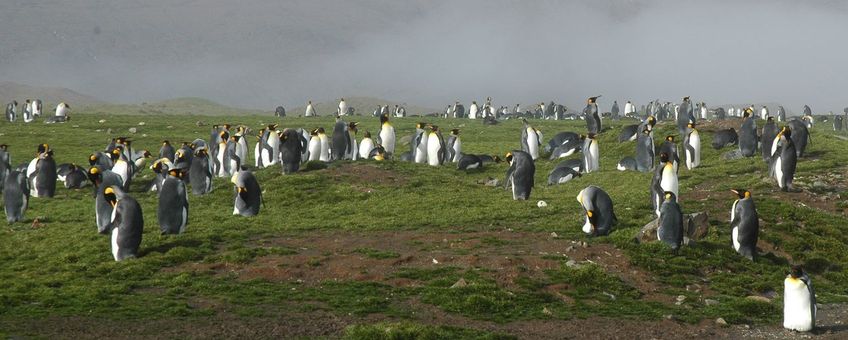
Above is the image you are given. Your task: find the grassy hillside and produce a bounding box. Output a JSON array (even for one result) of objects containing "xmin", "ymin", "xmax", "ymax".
[
  {"xmin": 0, "ymin": 112, "xmax": 847, "ymax": 338},
  {"xmin": 0, "ymin": 81, "xmax": 104, "ymax": 107}
]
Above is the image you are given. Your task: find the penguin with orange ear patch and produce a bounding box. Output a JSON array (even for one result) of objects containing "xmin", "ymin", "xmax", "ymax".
[
  {"xmin": 158, "ymin": 165, "xmax": 189, "ymax": 234},
  {"xmin": 103, "ymin": 185, "xmax": 143, "ymax": 261},
  {"xmin": 576, "ymin": 186, "xmax": 617, "ymax": 236},
  {"xmin": 231, "ymin": 170, "xmax": 261, "ymax": 217}
]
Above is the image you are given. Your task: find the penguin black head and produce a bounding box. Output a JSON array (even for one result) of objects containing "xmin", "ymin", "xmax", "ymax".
[
  {"xmin": 37, "ymin": 143, "xmax": 49, "ymax": 155},
  {"xmin": 663, "ymin": 191, "xmax": 677, "ymax": 202},
  {"xmin": 162, "ymin": 140, "xmax": 171, "ymax": 146},
  {"xmin": 308, "ymin": 100, "xmax": 312, "ymax": 104},
  {"xmin": 363, "ymin": 130, "xmax": 371, "ymax": 139},
  {"xmin": 579, "ymin": 134, "xmax": 587, "ymax": 140},
  {"xmin": 429, "ymin": 125, "xmax": 439, "ymax": 133},
  {"xmin": 665, "ymin": 135, "xmax": 675, "ymax": 143},
  {"xmin": 492, "ymin": 155, "xmax": 503, "ymax": 163},
  {"xmin": 223, "ymin": 124, "xmax": 232, "ymax": 131},
  {"xmin": 505, "ymin": 152, "xmax": 514, "ymax": 164},
  {"xmin": 659, "ymin": 152, "xmax": 670, "ymax": 163},
  {"xmin": 194, "ymin": 148, "xmax": 207, "ymax": 157},
  {"xmin": 687, "ymin": 123, "xmax": 696, "ymax": 129},
  {"xmin": 743, "ymin": 108, "xmax": 753, "ymax": 118},
  {"xmin": 587, "ymin": 133, "xmax": 597, "ymax": 139},
  {"xmin": 451, "ymin": 128, "xmax": 460, "ymax": 135},
  {"xmin": 88, "ymin": 154, "xmax": 98, "ymax": 165},
  {"xmin": 87, "ymin": 166, "xmax": 102, "ymax": 184},
  {"xmin": 104, "ymin": 187, "xmax": 118, "ymax": 207},
  {"xmin": 219, "ymin": 130, "xmax": 230, "ymax": 141},
  {"xmin": 175, "ymin": 149, "xmax": 187, "ymax": 162},
  {"xmin": 0, "ymin": 144, "xmax": 7, "ymax": 151},
  {"xmin": 790, "ymin": 265, "xmax": 805, "ymax": 279},
  {"xmin": 268, "ymin": 124, "xmax": 278, "ymax": 131},
  {"xmin": 731, "ymin": 189, "xmax": 751, "ymax": 199},
  {"xmin": 416, "ymin": 122, "xmax": 427, "ymax": 129},
  {"xmin": 317, "ymin": 127, "xmax": 325, "ymax": 134},
  {"xmin": 349, "ymin": 122, "xmax": 359, "ymax": 132},
  {"xmin": 587, "ymin": 96, "xmax": 601, "ymax": 104},
  {"xmin": 168, "ymin": 168, "xmax": 184, "ymax": 178},
  {"xmin": 683, "ymin": 96, "xmax": 690, "ymax": 102},
  {"xmin": 110, "ymin": 148, "xmax": 122, "ymax": 161},
  {"xmin": 380, "ymin": 113, "xmax": 390, "ymax": 124},
  {"xmin": 232, "ymin": 135, "xmax": 241, "ymax": 142}
]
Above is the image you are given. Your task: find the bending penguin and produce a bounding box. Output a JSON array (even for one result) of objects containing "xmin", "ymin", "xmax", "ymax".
[
  {"xmin": 88, "ymin": 166, "xmax": 124, "ymax": 234},
  {"xmin": 503, "ymin": 151, "xmax": 535, "ymax": 200},
  {"xmin": 103, "ymin": 185, "xmax": 144, "ymax": 261},
  {"xmin": 576, "ymin": 186, "xmax": 617, "ymax": 236},
  {"xmin": 158, "ymin": 165, "xmax": 189, "ymax": 234},
  {"xmin": 231, "ymin": 170, "xmax": 262, "ymax": 217},
  {"xmin": 730, "ymin": 189, "xmax": 758, "ymax": 260},
  {"xmin": 4, "ymin": 171, "xmax": 28, "ymax": 223},
  {"xmin": 358, "ymin": 131, "xmax": 375, "ymax": 160},
  {"xmin": 783, "ymin": 265, "xmax": 816, "ymax": 332}
]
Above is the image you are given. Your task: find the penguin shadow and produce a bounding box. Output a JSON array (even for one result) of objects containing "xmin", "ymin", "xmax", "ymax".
[{"xmin": 141, "ymin": 238, "xmax": 203, "ymax": 257}]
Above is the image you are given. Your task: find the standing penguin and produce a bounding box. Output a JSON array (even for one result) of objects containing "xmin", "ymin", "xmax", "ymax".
[
  {"xmin": 358, "ymin": 130, "xmax": 375, "ymax": 160},
  {"xmin": 777, "ymin": 106, "xmax": 787, "ymax": 122},
  {"xmin": 636, "ymin": 127, "xmax": 655, "ymax": 172},
  {"xmin": 730, "ymin": 189, "xmax": 759, "ymax": 260},
  {"xmin": 445, "ymin": 129, "xmax": 462, "ymax": 163},
  {"xmin": 307, "ymin": 128, "xmax": 322, "ymax": 161},
  {"xmin": 584, "ymin": 96, "xmax": 602, "ymax": 134},
  {"xmin": 783, "ymin": 265, "xmax": 816, "ymax": 332},
  {"xmin": 677, "ymin": 97, "xmax": 695, "ymax": 134},
  {"xmin": 22, "ymin": 99, "xmax": 34, "ymax": 123},
  {"xmin": 411, "ymin": 122, "xmax": 430, "ymax": 164},
  {"xmin": 30, "ymin": 146, "xmax": 57, "ymax": 198},
  {"xmin": 657, "ymin": 135, "xmax": 680, "ymax": 173},
  {"xmin": 760, "ymin": 106, "xmax": 770, "ymax": 120},
  {"xmin": 761, "ymin": 117, "xmax": 778, "ymax": 163},
  {"xmin": 0, "ymin": 144, "xmax": 10, "ymax": 192},
  {"xmin": 318, "ymin": 127, "xmax": 330, "ymax": 161},
  {"xmin": 266, "ymin": 125, "xmax": 281, "ymax": 165},
  {"xmin": 305, "ymin": 100, "xmax": 316, "ymax": 117},
  {"xmin": 582, "ymin": 133, "xmax": 600, "ymax": 173},
  {"xmin": 377, "ymin": 114, "xmax": 396, "ymax": 156},
  {"xmin": 158, "ymin": 166, "xmax": 189, "ymax": 235},
  {"xmin": 88, "ymin": 166, "xmax": 124, "ymax": 234},
  {"xmin": 651, "ymin": 153, "xmax": 678, "ymax": 217},
  {"xmin": 683, "ymin": 123, "xmax": 701, "ymax": 170},
  {"xmin": 771, "ymin": 127, "xmax": 797, "ymax": 192},
  {"xmin": 426, "ymin": 125, "xmax": 446, "ymax": 166},
  {"xmin": 55, "ymin": 102, "xmax": 70, "ymax": 118},
  {"xmin": 338, "ymin": 98, "xmax": 349, "ymax": 116},
  {"xmin": 787, "ymin": 119, "xmax": 810, "ymax": 157},
  {"xmin": 109, "ymin": 147, "xmax": 133, "ymax": 190},
  {"xmin": 254, "ymin": 128, "xmax": 267, "ymax": 167},
  {"xmin": 503, "ymin": 151, "xmax": 535, "ymax": 200},
  {"xmin": 231, "ymin": 170, "xmax": 262, "ymax": 217},
  {"xmin": 331, "ymin": 117, "xmax": 350, "ymax": 161},
  {"xmin": 520, "ymin": 118, "xmax": 541, "ymax": 160},
  {"xmin": 346, "ymin": 122, "xmax": 359, "ymax": 160},
  {"xmin": 189, "ymin": 149, "xmax": 213, "ymax": 195},
  {"xmin": 610, "ymin": 101, "xmax": 620, "ymax": 119},
  {"xmin": 4, "ymin": 171, "xmax": 28, "ymax": 223},
  {"xmin": 739, "ymin": 108, "xmax": 758, "ymax": 157},
  {"xmin": 279, "ymin": 128, "xmax": 306, "ymax": 174},
  {"xmin": 576, "ymin": 185, "xmax": 617, "ymax": 236},
  {"xmin": 658, "ymin": 192, "xmax": 684, "ymax": 253},
  {"xmin": 159, "ymin": 140, "xmax": 176, "ymax": 163},
  {"xmin": 103, "ymin": 185, "xmax": 143, "ymax": 261},
  {"xmin": 5, "ymin": 101, "xmax": 17, "ymax": 122}
]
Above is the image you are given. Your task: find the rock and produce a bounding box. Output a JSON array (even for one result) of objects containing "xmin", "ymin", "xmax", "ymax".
[
  {"xmin": 566, "ymin": 260, "xmax": 580, "ymax": 268},
  {"xmin": 564, "ymin": 245, "xmax": 575, "ymax": 252},
  {"xmin": 138, "ymin": 122, "xmax": 146, "ymax": 126},
  {"xmin": 715, "ymin": 318, "xmax": 727, "ymax": 326},
  {"xmin": 450, "ymin": 278, "xmax": 468, "ymax": 289},
  {"xmin": 705, "ymin": 299, "xmax": 719, "ymax": 306},
  {"xmin": 550, "ymin": 232, "xmax": 558, "ymax": 238},
  {"xmin": 746, "ymin": 295, "xmax": 771, "ymax": 303},
  {"xmin": 484, "ymin": 178, "xmax": 500, "ymax": 187},
  {"xmin": 676, "ymin": 295, "xmax": 686, "ymax": 305},
  {"xmin": 721, "ymin": 150, "xmax": 744, "ymax": 160},
  {"xmin": 98, "ymin": 119, "xmax": 106, "ymax": 123},
  {"xmin": 542, "ymin": 307, "xmax": 553, "ymax": 316},
  {"xmin": 128, "ymin": 127, "xmax": 138, "ymax": 134},
  {"xmin": 196, "ymin": 121, "xmax": 206, "ymax": 127},
  {"xmin": 432, "ymin": 258, "xmax": 439, "ymax": 264},
  {"xmin": 812, "ymin": 181, "xmax": 827, "ymax": 189},
  {"xmin": 537, "ymin": 200, "xmax": 548, "ymax": 208},
  {"xmin": 106, "ymin": 128, "xmax": 113, "ymax": 134}
]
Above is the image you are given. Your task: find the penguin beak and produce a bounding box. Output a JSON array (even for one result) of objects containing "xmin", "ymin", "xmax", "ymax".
[{"xmin": 730, "ymin": 189, "xmax": 739, "ymax": 196}]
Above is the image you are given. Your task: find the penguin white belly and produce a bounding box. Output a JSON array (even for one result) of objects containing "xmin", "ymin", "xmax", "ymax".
[
  {"xmin": 732, "ymin": 227, "xmax": 740, "ymax": 251},
  {"xmin": 730, "ymin": 200, "xmax": 738, "ymax": 225},
  {"xmin": 319, "ymin": 136, "xmax": 330, "ymax": 161},
  {"xmin": 308, "ymin": 138, "xmax": 321, "ymax": 161},
  {"xmin": 112, "ymin": 161, "xmax": 129, "ymax": 186},
  {"xmin": 469, "ymin": 106, "xmax": 478, "ymax": 119},
  {"xmin": 452, "ymin": 139, "xmax": 462, "ymax": 162},
  {"xmin": 111, "ymin": 225, "xmax": 120, "ymax": 261},
  {"xmin": 582, "ymin": 215, "xmax": 593, "ymax": 234},
  {"xmin": 358, "ymin": 139, "xmax": 374, "ymax": 159},
  {"xmin": 586, "ymin": 142, "xmax": 599, "ymax": 172},
  {"xmin": 26, "ymin": 158, "xmax": 38, "ymax": 178},
  {"xmin": 268, "ymin": 138, "xmax": 281, "ymax": 164},
  {"xmin": 254, "ymin": 142, "xmax": 261, "ymax": 167},
  {"xmin": 466, "ymin": 162, "xmax": 479, "ymax": 169},
  {"xmin": 771, "ymin": 137, "xmax": 780, "ymax": 157},
  {"xmin": 30, "ymin": 174, "xmax": 40, "ymax": 197},
  {"xmin": 775, "ymin": 156, "xmax": 784, "ymax": 188},
  {"xmin": 380, "ymin": 126, "xmax": 395, "ymax": 154},
  {"xmin": 414, "ymin": 136, "xmax": 428, "ymax": 163},
  {"xmin": 216, "ymin": 147, "xmax": 227, "ymax": 176},
  {"xmin": 690, "ymin": 131, "xmax": 701, "ymax": 168},
  {"xmin": 228, "ymin": 158, "xmax": 239, "ymax": 174},
  {"xmin": 180, "ymin": 207, "xmax": 187, "ymax": 233},
  {"xmin": 559, "ymin": 174, "xmax": 574, "ymax": 184},
  {"xmin": 56, "ymin": 106, "xmax": 68, "ymax": 117},
  {"xmin": 660, "ymin": 168, "xmax": 678, "ymax": 198},
  {"xmin": 526, "ymin": 128, "xmax": 539, "ymax": 160},
  {"xmin": 427, "ymin": 134, "xmax": 440, "ymax": 166},
  {"xmin": 783, "ymin": 280, "xmax": 814, "ymax": 331}
]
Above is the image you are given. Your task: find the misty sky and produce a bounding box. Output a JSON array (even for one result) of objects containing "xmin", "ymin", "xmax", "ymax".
[{"xmin": 1, "ymin": 0, "xmax": 847, "ymax": 113}]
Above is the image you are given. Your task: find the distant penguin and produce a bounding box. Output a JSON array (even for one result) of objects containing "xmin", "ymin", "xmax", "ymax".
[
  {"xmin": 777, "ymin": 106, "xmax": 787, "ymax": 122},
  {"xmin": 504, "ymin": 151, "xmax": 535, "ymax": 200},
  {"xmin": 548, "ymin": 166, "xmax": 581, "ymax": 186},
  {"xmin": 760, "ymin": 106, "xmax": 770, "ymax": 120},
  {"xmin": 331, "ymin": 117, "xmax": 351, "ymax": 161},
  {"xmin": 618, "ymin": 124, "xmax": 640, "ymax": 142},
  {"xmin": 624, "ymin": 100, "xmax": 636, "ymax": 117},
  {"xmin": 761, "ymin": 117, "xmax": 778, "ymax": 162},
  {"xmin": 279, "ymin": 128, "xmax": 306, "ymax": 174},
  {"xmin": 584, "ymin": 96, "xmax": 602, "ymax": 134},
  {"xmin": 610, "ymin": 101, "xmax": 619, "ymax": 118},
  {"xmin": 658, "ymin": 191, "xmax": 684, "ymax": 252},
  {"xmin": 55, "ymin": 102, "xmax": 70, "ymax": 117},
  {"xmin": 318, "ymin": 127, "xmax": 330, "ymax": 161},
  {"xmin": 712, "ymin": 128, "xmax": 738, "ymax": 149},
  {"xmin": 582, "ymin": 133, "xmax": 600, "ymax": 173},
  {"xmin": 6, "ymin": 101, "xmax": 17, "ymax": 122},
  {"xmin": 30, "ymin": 147, "xmax": 57, "ymax": 198},
  {"xmin": 103, "ymin": 185, "xmax": 143, "ymax": 261},
  {"xmin": 739, "ymin": 108, "xmax": 758, "ymax": 157},
  {"xmin": 657, "ymin": 135, "xmax": 680, "ymax": 173},
  {"xmin": 683, "ymin": 123, "xmax": 701, "ymax": 170},
  {"xmin": 4, "ymin": 171, "xmax": 28, "ymax": 223},
  {"xmin": 730, "ymin": 189, "xmax": 759, "ymax": 260},
  {"xmin": 158, "ymin": 167, "xmax": 189, "ymax": 234},
  {"xmin": 305, "ymin": 100, "xmax": 316, "ymax": 117},
  {"xmin": 833, "ymin": 114, "xmax": 843, "ymax": 131},
  {"xmin": 520, "ymin": 119, "xmax": 541, "ymax": 160},
  {"xmin": 159, "ymin": 140, "xmax": 176, "ymax": 163},
  {"xmin": 411, "ymin": 122, "xmax": 430, "ymax": 164},
  {"xmin": 32, "ymin": 99, "xmax": 43, "ymax": 117},
  {"xmin": 231, "ymin": 170, "xmax": 262, "ymax": 217},
  {"xmin": 469, "ymin": 101, "xmax": 479, "ymax": 119},
  {"xmin": 22, "ymin": 99, "xmax": 34, "ymax": 123},
  {"xmin": 338, "ymin": 98, "xmax": 349, "ymax": 116},
  {"xmin": 0, "ymin": 144, "xmax": 10, "ymax": 192},
  {"xmin": 783, "ymin": 265, "xmax": 816, "ymax": 332},
  {"xmin": 275, "ymin": 106, "xmax": 286, "ymax": 117},
  {"xmin": 546, "ymin": 131, "xmax": 581, "ymax": 152},
  {"xmin": 576, "ymin": 185, "xmax": 617, "ymax": 236},
  {"xmin": 88, "ymin": 166, "xmax": 124, "ymax": 234},
  {"xmin": 426, "ymin": 125, "xmax": 446, "ymax": 166},
  {"xmin": 63, "ymin": 164, "xmax": 88, "ymax": 189},
  {"xmin": 189, "ymin": 149, "xmax": 213, "ymax": 195},
  {"xmin": 445, "ymin": 129, "xmax": 461, "ymax": 163},
  {"xmin": 802, "ymin": 104, "xmax": 812, "ymax": 118},
  {"xmin": 549, "ymin": 134, "xmax": 584, "ymax": 160},
  {"xmin": 377, "ymin": 114, "xmax": 396, "ymax": 156},
  {"xmin": 771, "ymin": 127, "xmax": 797, "ymax": 192},
  {"xmin": 358, "ymin": 130, "xmax": 375, "ymax": 159},
  {"xmin": 787, "ymin": 119, "xmax": 810, "ymax": 157},
  {"xmin": 457, "ymin": 154, "xmax": 484, "ymax": 170},
  {"xmin": 346, "ymin": 122, "xmax": 359, "ymax": 160},
  {"xmin": 677, "ymin": 97, "xmax": 695, "ymax": 134}
]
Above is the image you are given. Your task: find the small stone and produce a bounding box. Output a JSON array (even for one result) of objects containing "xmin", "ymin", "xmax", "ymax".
[
  {"xmin": 812, "ymin": 181, "xmax": 826, "ymax": 188},
  {"xmin": 196, "ymin": 121, "xmax": 206, "ymax": 127},
  {"xmin": 542, "ymin": 307, "xmax": 553, "ymax": 316},
  {"xmin": 128, "ymin": 127, "xmax": 138, "ymax": 134},
  {"xmin": 580, "ymin": 241, "xmax": 588, "ymax": 248},
  {"xmin": 550, "ymin": 232, "xmax": 558, "ymax": 238},
  {"xmin": 166, "ymin": 125, "xmax": 173, "ymax": 129},
  {"xmin": 138, "ymin": 122, "xmax": 146, "ymax": 126},
  {"xmin": 715, "ymin": 318, "xmax": 727, "ymax": 326},
  {"xmin": 432, "ymin": 258, "xmax": 439, "ymax": 264},
  {"xmin": 664, "ymin": 314, "xmax": 675, "ymax": 320},
  {"xmin": 450, "ymin": 278, "xmax": 468, "ymax": 289},
  {"xmin": 98, "ymin": 119, "xmax": 106, "ymax": 123},
  {"xmin": 566, "ymin": 260, "xmax": 579, "ymax": 268},
  {"xmin": 705, "ymin": 299, "xmax": 719, "ymax": 306},
  {"xmin": 564, "ymin": 245, "xmax": 575, "ymax": 252},
  {"xmin": 484, "ymin": 178, "xmax": 500, "ymax": 187},
  {"xmin": 675, "ymin": 295, "xmax": 686, "ymax": 305},
  {"xmin": 746, "ymin": 295, "xmax": 771, "ymax": 303},
  {"xmin": 537, "ymin": 200, "xmax": 548, "ymax": 208},
  {"xmin": 106, "ymin": 128, "xmax": 112, "ymax": 134}
]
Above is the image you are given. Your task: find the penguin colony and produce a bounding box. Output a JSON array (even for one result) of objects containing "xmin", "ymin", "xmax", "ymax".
[{"xmin": 0, "ymin": 96, "xmax": 832, "ymax": 332}]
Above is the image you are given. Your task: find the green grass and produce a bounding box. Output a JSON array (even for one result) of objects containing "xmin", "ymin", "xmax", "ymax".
[{"xmin": 1, "ymin": 111, "xmax": 848, "ymax": 336}]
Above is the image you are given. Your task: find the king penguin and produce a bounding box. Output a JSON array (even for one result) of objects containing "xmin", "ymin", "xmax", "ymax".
[
  {"xmin": 761, "ymin": 117, "xmax": 778, "ymax": 163},
  {"xmin": 88, "ymin": 166, "xmax": 124, "ymax": 234},
  {"xmin": 546, "ymin": 131, "xmax": 581, "ymax": 152},
  {"xmin": 783, "ymin": 265, "xmax": 816, "ymax": 332},
  {"xmin": 377, "ymin": 114, "xmax": 396, "ymax": 156},
  {"xmin": 30, "ymin": 145, "xmax": 57, "ymax": 198},
  {"xmin": 445, "ymin": 129, "xmax": 461, "ymax": 163},
  {"xmin": 503, "ymin": 151, "xmax": 535, "ymax": 200},
  {"xmin": 658, "ymin": 191, "xmax": 684, "ymax": 253},
  {"xmin": 55, "ymin": 102, "xmax": 70, "ymax": 117},
  {"xmin": 549, "ymin": 134, "xmax": 584, "ymax": 160},
  {"xmin": 657, "ymin": 135, "xmax": 680, "ymax": 173},
  {"xmin": 331, "ymin": 116, "xmax": 350, "ymax": 161},
  {"xmin": 103, "ymin": 185, "xmax": 143, "ymax": 261},
  {"xmin": 338, "ymin": 98, "xmax": 349, "ymax": 116},
  {"xmin": 730, "ymin": 189, "xmax": 759, "ymax": 260},
  {"xmin": 584, "ymin": 96, "xmax": 602, "ymax": 134},
  {"xmin": 520, "ymin": 118, "xmax": 541, "ymax": 160},
  {"xmin": 548, "ymin": 166, "xmax": 581, "ymax": 186},
  {"xmin": 651, "ymin": 153, "xmax": 678, "ymax": 217},
  {"xmin": 63, "ymin": 164, "xmax": 88, "ymax": 189},
  {"xmin": 683, "ymin": 123, "xmax": 701, "ymax": 170},
  {"xmin": 771, "ymin": 127, "xmax": 797, "ymax": 192},
  {"xmin": 582, "ymin": 133, "xmax": 600, "ymax": 173},
  {"xmin": 158, "ymin": 166, "xmax": 189, "ymax": 235},
  {"xmin": 279, "ymin": 128, "xmax": 306, "ymax": 174},
  {"xmin": 739, "ymin": 108, "xmax": 758, "ymax": 157},
  {"xmin": 787, "ymin": 119, "xmax": 810, "ymax": 158},
  {"xmin": 576, "ymin": 185, "xmax": 617, "ymax": 236},
  {"xmin": 5, "ymin": 101, "xmax": 17, "ymax": 122},
  {"xmin": 305, "ymin": 100, "xmax": 316, "ymax": 117},
  {"xmin": 411, "ymin": 122, "xmax": 429, "ymax": 164},
  {"xmin": 0, "ymin": 144, "xmax": 10, "ymax": 192},
  {"xmin": 358, "ymin": 130, "xmax": 375, "ymax": 160},
  {"xmin": 677, "ymin": 97, "xmax": 695, "ymax": 134},
  {"xmin": 636, "ymin": 127, "xmax": 655, "ymax": 172},
  {"xmin": 4, "ymin": 171, "xmax": 28, "ymax": 223},
  {"xmin": 457, "ymin": 154, "xmax": 484, "ymax": 171},
  {"xmin": 426, "ymin": 125, "xmax": 446, "ymax": 166},
  {"xmin": 318, "ymin": 127, "xmax": 330, "ymax": 161},
  {"xmin": 266, "ymin": 124, "xmax": 282, "ymax": 165},
  {"xmin": 346, "ymin": 122, "xmax": 359, "ymax": 160},
  {"xmin": 189, "ymin": 148, "xmax": 213, "ymax": 195},
  {"xmin": 159, "ymin": 140, "xmax": 176, "ymax": 163},
  {"xmin": 777, "ymin": 106, "xmax": 787, "ymax": 122},
  {"xmin": 231, "ymin": 170, "xmax": 262, "ymax": 217}
]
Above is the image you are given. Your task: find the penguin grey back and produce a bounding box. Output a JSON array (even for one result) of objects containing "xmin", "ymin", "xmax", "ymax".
[
  {"xmin": 504, "ymin": 151, "xmax": 535, "ymax": 200},
  {"xmin": 233, "ymin": 170, "xmax": 262, "ymax": 217},
  {"xmin": 658, "ymin": 192, "xmax": 684, "ymax": 251},
  {"xmin": 739, "ymin": 115, "xmax": 758, "ymax": 157},
  {"xmin": 279, "ymin": 129, "xmax": 306, "ymax": 174},
  {"xmin": 158, "ymin": 175, "xmax": 189, "ymax": 234},
  {"xmin": 4, "ymin": 171, "xmax": 28, "ymax": 223},
  {"xmin": 189, "ymin": 149, "xmax": 213, "ymax": 195}
]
